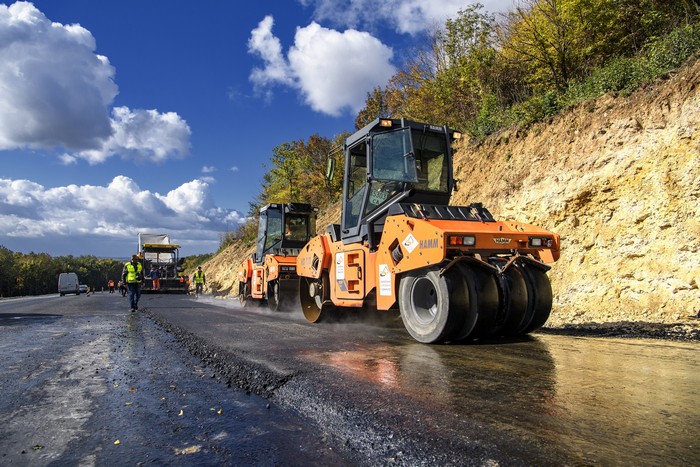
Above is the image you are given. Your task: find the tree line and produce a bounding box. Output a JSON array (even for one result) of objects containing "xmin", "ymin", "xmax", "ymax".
[
  {"xmin": 223, "ymin": 0, "xmax": 699, "ymax": 249},
  {"xmin": 0, "ymin": 246, "xmax": 126, "ymax": 297}
]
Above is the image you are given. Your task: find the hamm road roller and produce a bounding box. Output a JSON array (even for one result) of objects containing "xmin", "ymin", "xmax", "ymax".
[
  {"xmin": 296, "ymin": 118, "xmax": 560, "ymax": 343},
  {"xmin": 238, "ymin": 203, "xmax": 316, "ymax": 311}
]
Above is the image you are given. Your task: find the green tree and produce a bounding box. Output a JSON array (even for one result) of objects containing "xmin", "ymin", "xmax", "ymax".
[
  {"xmin": 0, "ymin": 246, "xmax": 17, "ymax": 296},
  {"xmin": 295, "ymin": 133, "xmax": 337, "ymax": 205},
  {"xmin": 268, "ymin": 141, "xmax": 301, "ymax": 201},
  {"xmin": 355, "ymin": 86, "xmax": 391, "ymax": 130},
  {"xmin": 433, "ymin": 4, "xmax": 497, "ymax": 127}
]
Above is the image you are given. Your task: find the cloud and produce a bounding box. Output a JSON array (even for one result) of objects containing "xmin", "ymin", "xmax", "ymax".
[
  {"xmin": 201, "ymin": 166, "xmax": 216, "ymax": 173},
  {"xmin": 230, "ymin": 166, "xmax": 239, "ymax": 172},
  {"xmin": 77, "ymin": 107, "xmax": 191, "ymax": 164},
  {"xmin": 248, "ymin": 15, "xmax": 294, "ymax": 88},
  {"xmin": 300, "ymin": 0, "xmax": 510, "ymax": 35},
  {"xmin": 0, "ymin": 2, "xmax": 116, "ymax": 151},
  {"xmin": 0, "ymin": 176, "xmax": 245, "ymax": 255},
  {"xmin": 0, "ymin": 2, "xmax": 191, "ymax": 164},
  {"xmin": 248, "ymin": 16, "xmax": 395, "ymax": 116}
]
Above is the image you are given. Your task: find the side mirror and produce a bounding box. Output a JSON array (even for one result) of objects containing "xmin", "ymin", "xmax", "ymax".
[{"xmin": 326, "ymin": 157, "xmax": 336, "ymax": 181}]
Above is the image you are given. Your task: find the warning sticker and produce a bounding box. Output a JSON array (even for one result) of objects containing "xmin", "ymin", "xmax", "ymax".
[
  {"xmin": 335, "ymin": 252, "xmax": 344, "ymax": 279},
  {"xmin": 335, "ymin": 252, "xmax": 347, "ymax": 291},
  {"xmin": 402, "ymin": 233, "xmax": 418, "ymax": 254},
  {"xmin": 378, "ymin": 264, "xmax": 391, "ymax": 296}
]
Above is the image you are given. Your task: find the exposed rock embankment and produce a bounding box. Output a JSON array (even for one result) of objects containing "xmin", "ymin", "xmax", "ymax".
[{"xmin": 451, "ymin": 57, "xmax": 700, "ymax": 336}]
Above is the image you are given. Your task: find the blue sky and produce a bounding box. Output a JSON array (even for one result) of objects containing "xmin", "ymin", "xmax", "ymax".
[{"xmin": 0, "ymin": 0, "xmax": 510, "ymax": 257}]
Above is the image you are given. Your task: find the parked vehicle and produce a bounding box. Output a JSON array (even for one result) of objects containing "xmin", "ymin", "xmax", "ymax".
[{"xmin": 58, "ymin": 272, "xmax": 80, "ymax": 296}]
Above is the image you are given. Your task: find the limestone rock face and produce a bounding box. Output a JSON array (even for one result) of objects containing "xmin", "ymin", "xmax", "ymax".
[
  {"xmin": 206, "ymin": 58, "xmax": 699, "ymax": 330},
  {"xmin": 451, "ymin": 58, "xmax": 700, "ymax": 327}
]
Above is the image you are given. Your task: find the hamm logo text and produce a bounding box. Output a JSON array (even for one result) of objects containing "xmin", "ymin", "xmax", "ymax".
[{"xmin": 420, "ymin": 239, "xmax": 439, "ymax": 249}]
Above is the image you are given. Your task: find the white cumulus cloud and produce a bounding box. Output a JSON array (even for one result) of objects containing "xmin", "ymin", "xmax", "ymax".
[
  {"xmin": 299, "ymin": 0, "xmax": 511, "ymax": 35},
  {"xmin": 0, "ymin": 2, "xmax": 191, "ymax": 164},
  {"xmin": 0, "ymin": 176, "xmax": 245, "ymax": 255},
  {"xmin": 248, "ymin": 16, "xmax": 395, "ymax": 116},
  {"xmin": 0, "ymin": 2, "xmax": 116, "ymax": 151},
  {"xmin": 77, "ymin": 107, "xmax": 191, "ymax": 164}
]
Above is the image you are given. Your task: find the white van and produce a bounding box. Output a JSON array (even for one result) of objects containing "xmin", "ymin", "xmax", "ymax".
[{"xmin": 58, "ymin": 272, "xmax": 80, "ymax": 296}]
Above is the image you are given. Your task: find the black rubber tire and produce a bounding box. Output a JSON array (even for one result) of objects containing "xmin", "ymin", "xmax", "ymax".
[
  {"xmin": 398, "ymin": 267, "xmax": 462, "ymax": 344},
  {"xmin": 492, "ymin": 262, "xmax": 531, "ymax": 337},
  {"xmin": 519, "ymin": 266, "xmax": 553, "ymax": 334},
  {"xmin": 239, "ymin": 282, "xmax": 251, "ymax": 308},
  {"xmin": 267, "ymin": 280, "xmax": 281, "ymax": 312},
  {"xmin": 451, "ymin": 263, "xmax": 500, "ymax": 341}
]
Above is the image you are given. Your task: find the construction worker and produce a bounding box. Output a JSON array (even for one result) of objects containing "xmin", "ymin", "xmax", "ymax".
[
  {"xmin": 150, "ymin": 267, "xmax": 161, "ymax": 291},
  {"xmin": 193, "ymin": 266, "xmax": 205, "ymax": 297},
  {"xmin": 122, "ymin": 254, "xmax": 143, "ymax": 312}
]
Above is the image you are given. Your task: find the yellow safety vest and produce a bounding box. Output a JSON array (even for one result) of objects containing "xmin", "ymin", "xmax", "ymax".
[
  {"xmin": 125, "ymin": 262, "xmax": 143, "ymax": 283},
  {"xmin": 194, "ymin": 271, "xmax": 205, "ymax": 284}
]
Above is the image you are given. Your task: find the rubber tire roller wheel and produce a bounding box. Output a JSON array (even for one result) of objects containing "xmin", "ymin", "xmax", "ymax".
[
  {"xmin": 450, "ymin": 263, "xmax": 500, "ymax": 341},
  {"xmin": 398, "ymin": 267, "xmax": 463, "ymax": 344},
  {"xmin": 519, "ymin": 266, "xmax": 553, "ymax": 334},
  {"xmin": 267, "ymin": 280, "xmax": 281, "ymax": 312}
]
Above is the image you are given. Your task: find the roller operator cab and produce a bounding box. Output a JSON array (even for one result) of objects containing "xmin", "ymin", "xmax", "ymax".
[
  {"xmin": 296, "ymin": 118, "xmax": 561, "ymax": 344},
  {"xmin": 237, "ymin": 203, "xmax": 317, "ymax": 311}
]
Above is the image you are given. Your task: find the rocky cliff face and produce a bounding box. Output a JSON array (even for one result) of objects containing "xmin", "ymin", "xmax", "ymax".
[
  {"xmin": 451, "ymin": 57, "xmax": 700, "ymax": 329},
  {"xmin": 203, "ymin": 57, "xmax": 700, "ymax": 332}
]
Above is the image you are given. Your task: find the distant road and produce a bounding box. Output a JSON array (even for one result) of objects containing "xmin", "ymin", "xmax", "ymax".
[{"xmin": 1, "ymin": 292, "xmax": 699, "ymax": 465}]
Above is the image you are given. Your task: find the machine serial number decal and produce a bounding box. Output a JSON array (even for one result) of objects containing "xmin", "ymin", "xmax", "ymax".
[
  {"xmin": 420, "ymin": 238, "xmax": 439, "ymax": 249},
  {"xmin": 378, "ymin": 264, "xmax": 391, "ymax": 296},
  {"xmin": 402, "ymin": 234, "xmax": 418, "ymax": 253},
  {"xmin": 493, "ymin": 237, "xmax": 512, "ymax": 244}
]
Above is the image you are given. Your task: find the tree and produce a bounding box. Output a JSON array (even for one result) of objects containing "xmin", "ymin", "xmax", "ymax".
[
  {"xmin": 268, "ymin": 141, "xmax": 301, "ymax": 201},
  {"xmin": 433, "ymin": 4, "xmax": 498, "ymax": 127},
  {"xmin": 295, "ymin": 133, "xmax": 337, "ymax": 205},
  {"xmin": 499, "ymin": 0, "xmax": 578, "ymax": 92},
  {"xmin": 355, "ymin": 86, "xmax": 391, "ymax": 130},
  {"xmin": 0, "ymin": 246, "xmax": 17, "ymax": 296}
]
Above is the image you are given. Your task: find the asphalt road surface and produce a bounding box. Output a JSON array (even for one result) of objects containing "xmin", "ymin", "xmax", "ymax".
[{"xmin": 0, "ymin": 292, "xmax": 698, "ymax": 466}]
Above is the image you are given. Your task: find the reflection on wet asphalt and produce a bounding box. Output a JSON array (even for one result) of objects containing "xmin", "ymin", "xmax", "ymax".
[{"xmin": 305, "ymin": 334, "xmax": 699, "ymax": 465}]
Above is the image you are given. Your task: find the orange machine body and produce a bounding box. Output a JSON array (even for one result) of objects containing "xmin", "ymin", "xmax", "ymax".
[
  {"xmin": 297, "ymin": 212, "xmax": 560, "ymax": 311},
  {"xmin": 238, "ymin": 254, "xmax": 299, "ymax": 301}
]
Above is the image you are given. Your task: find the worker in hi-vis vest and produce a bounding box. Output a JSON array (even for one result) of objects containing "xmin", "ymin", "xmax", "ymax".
[
  {"xmin": 122, "ymin": 254, "xmax": 143, "ymax": 312},
  {"xmin": 194, "ymin": 266, "xmax": 205, "ymax": 297}
]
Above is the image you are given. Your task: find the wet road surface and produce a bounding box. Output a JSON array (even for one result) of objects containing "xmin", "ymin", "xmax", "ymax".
[
  {"xmin": 1, "ymin": 292, "xmax": 698, "ymax": 465},
  {"xmin": 0, "ymin": 294, "xmax": 348, "ymax": 466}
]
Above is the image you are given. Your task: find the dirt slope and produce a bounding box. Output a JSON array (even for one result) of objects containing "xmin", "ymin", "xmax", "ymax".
[{"xmin": 201, "ymin": 57, "xmax": 700, "ymax": 332}]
